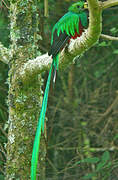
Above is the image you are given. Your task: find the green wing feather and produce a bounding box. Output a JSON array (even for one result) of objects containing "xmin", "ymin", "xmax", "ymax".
[
  {"xmin": 51, "ymin": 11, "xmax": 87, "ymax": 44},
  {"xmin": 80, "ymin": 12, "xmax": 88, "ymax": 27}
]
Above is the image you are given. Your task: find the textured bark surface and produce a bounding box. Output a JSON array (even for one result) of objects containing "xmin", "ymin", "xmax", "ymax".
[{"xmin": 5, "ymin": 0, "xmax": 46, "ymax": 179}]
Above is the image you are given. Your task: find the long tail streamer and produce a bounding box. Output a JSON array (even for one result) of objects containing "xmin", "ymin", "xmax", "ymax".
[
  {"xmin": 31, "ymin": 64, "xmax": 53, "ymax": 180},
  {"xmin": 31, "ymin": 55, "xmax": 59, "ymax": 180}
]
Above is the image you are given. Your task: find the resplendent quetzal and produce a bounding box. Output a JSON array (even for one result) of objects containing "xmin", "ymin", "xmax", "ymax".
[{"xmin": 31, "ymin": 1, "xmax": 88, "ymax": 179}]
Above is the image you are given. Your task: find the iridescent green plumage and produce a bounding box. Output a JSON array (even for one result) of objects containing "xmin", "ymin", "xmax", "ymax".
[
  {"xmin": 31, "ymin": 1, "xmax": 87, "ymax": 179},
  {"xmin": 31, "ymin": 63, "xmax": 53, "ymax": 180},
  {"xmin": 51, "ymin": 11, "xmax": 87, "ymax": 43}
]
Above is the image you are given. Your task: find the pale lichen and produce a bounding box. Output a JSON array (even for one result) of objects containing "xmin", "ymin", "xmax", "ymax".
[{"xmin": 8, "ymin": 134, "xmax": 15, "ymax": 144}]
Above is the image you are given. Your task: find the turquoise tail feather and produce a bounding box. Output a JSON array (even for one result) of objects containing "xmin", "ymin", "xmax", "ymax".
[
  {"xmin": 31, "ymin": 54, "xmax": 59, "ymax": 180},
  {"xmin": 42, "ymin": 55, "xmax": 59, "ymax": 130},
  {"xmin": 31, "ymin": 63, "xmax": 53, "ymax": 180}
]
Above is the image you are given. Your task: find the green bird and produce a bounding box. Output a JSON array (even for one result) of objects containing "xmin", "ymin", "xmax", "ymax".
[{"xmin": 31, "ymin": 1, "xmax": 88, "ymax": 179}]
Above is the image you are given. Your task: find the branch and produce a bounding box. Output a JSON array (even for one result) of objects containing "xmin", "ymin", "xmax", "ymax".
[
  {"xmin": 19, "ymin": 0, "xmax": 102, "ymax": 83},
  {"xmin": 19, "ymin": 53, "xmax": 52, "ymax": 82},
  {"xmin": 1, "ymin": 0, "xmax": 10, "ymax": 9},
  {"xmin": 18, "ymin": 0, "xmax": 118, "ymax": 83},
  {"xmin": 100, "ymin": 34, "xmax": 118, "ymax": 41},
  {"xmin": 101, "ymin": 0, "xmax": 118, "ymax": 10},
  {"xmin": 48, "ymin": 146, "xmax": 118, "ymax": 152},
  {"xmin": 0, "ymin": 42, "xmax": 11, "ymax": 64}
]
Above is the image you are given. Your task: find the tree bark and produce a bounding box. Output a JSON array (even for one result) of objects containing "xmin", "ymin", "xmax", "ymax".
[{"xmin": 5, "ymin": 0, "xmax": 46, "ymax": 179}]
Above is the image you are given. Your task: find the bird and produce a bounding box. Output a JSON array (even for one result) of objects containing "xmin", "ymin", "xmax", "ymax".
[{"xmin": 31, "ymin": 1, "xmax": 88, "ymax": 179}]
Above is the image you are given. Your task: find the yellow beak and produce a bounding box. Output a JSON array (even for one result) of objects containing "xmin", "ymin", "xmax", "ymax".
[{"xmin": 84, "ymin": 2, "xmax": 88, "ymax": 9}]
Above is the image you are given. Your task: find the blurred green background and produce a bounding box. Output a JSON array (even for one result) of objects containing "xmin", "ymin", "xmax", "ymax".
[{"xmin": 0, "ymin": 0, "xmax": 118, "ymax": 179}]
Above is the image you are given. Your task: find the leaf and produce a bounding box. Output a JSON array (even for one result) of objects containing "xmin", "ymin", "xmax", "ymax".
[
  {"xmin": 105, "ymin": 161, "xmax": 112, "ymax": 168},
  {"xmin": 77, "ymin": 157, "xmax": 100, "ymax": 164},
  {"xmin": 0, "ymin": 109, "xmax": 4, "ymax": 120},
  {"xmin": 113, "ymin": 134, "xmax": 118, "ymax": 140},
  {"xmin": 99, "ymin": 41, "xmax": 108, "ymax": 47},
  {"xmin": 101, "ymin": 151, "xmax": 110, "ymax": 163},
  {"xmin": 82, "ymin": 172, "xmax": 97, "ymax": 179},
  {"xmin": 110, "ymin": 27, "xmax": 118, "ymax": 34},
  {"xmin": 0, "ymin": 161, "xmax": 4, "ymax": 165},
  {"xmin": 94, "ymin": 71, "xmax": 101, "ymax": 78},
  {"xmin": 110, "ymin": 27, "xmax": 116, "ymax": 32},
  {"xmin": 102, "ymin": 172, "xmax": 111, "ymax": 180},
  {"xmin": 96, "ymin": 161, "xmax": 106, "ymax": 172},
  {"xmin": 113, "ymin": 50, "xmax": 118, "ymax": 54},
  {"xmin": 96, "ymin": 151, "xmax": 110, "ymax": 172}
]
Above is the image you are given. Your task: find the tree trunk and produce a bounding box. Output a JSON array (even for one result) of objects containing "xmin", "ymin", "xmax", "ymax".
[{"xmin": 5, "ymin": 1, "xmax": 46, "ymax": 179}]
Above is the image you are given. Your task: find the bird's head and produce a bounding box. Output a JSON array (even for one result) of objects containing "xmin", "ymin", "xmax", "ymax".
[{"xmin": 68, "ymin": 1, "xmax": 88, "ymax": 13}]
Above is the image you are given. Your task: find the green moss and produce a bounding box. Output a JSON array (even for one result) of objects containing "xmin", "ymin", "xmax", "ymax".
[{"xmin": 6, "ymin": 0, "xmax": 46, "ymax": 179}]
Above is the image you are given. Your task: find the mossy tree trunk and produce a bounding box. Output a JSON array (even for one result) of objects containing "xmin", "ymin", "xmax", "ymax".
[{"xmin": 5, "ymin": 0, "xmax": 46, "ymax": 179}]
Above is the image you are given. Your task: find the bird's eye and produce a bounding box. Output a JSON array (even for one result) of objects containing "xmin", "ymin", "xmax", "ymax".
[{"xmin": 77, "ymin": 5, "xmax": 80, "ymax": 8}]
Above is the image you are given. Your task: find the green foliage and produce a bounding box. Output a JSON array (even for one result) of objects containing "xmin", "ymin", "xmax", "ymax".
[
  {"xmin": 98, "ymin": 41, "xmax": 110, "ymax": 47},
  {"xmin": 83, "ymin": 173, "xmax": 97, "ymax": 179},
  {"xmin": 0, "ymin": 61, "xmax": 8, "ymax": 175},
  {"xmin": 113, "ymin": 49, "xmax": 118, "ymax": 54},
  {"xmin": 0, "ymin": 13, "xmax": 10, "ymax": 47},
  {"xmin": 110, "ymin": 27, "xmax": 118, "ymax": 35},
  {"xmin": 113, "ymin": 134, "xmax": 118, "ymax": 141},
  {"xmin": 77, "ymin": 151, "xmax": 111, "ymax": 179},
  {"xmin": 0, "ymin": 6, "xmax": 9, "ymax": 177},
  {"xmin": 0, "ymin": 174, "xmax": 4, "ymax": 180},
  {"xmin": 77, "ymin": 157, "xmax": 100, "ymax": 164}
]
